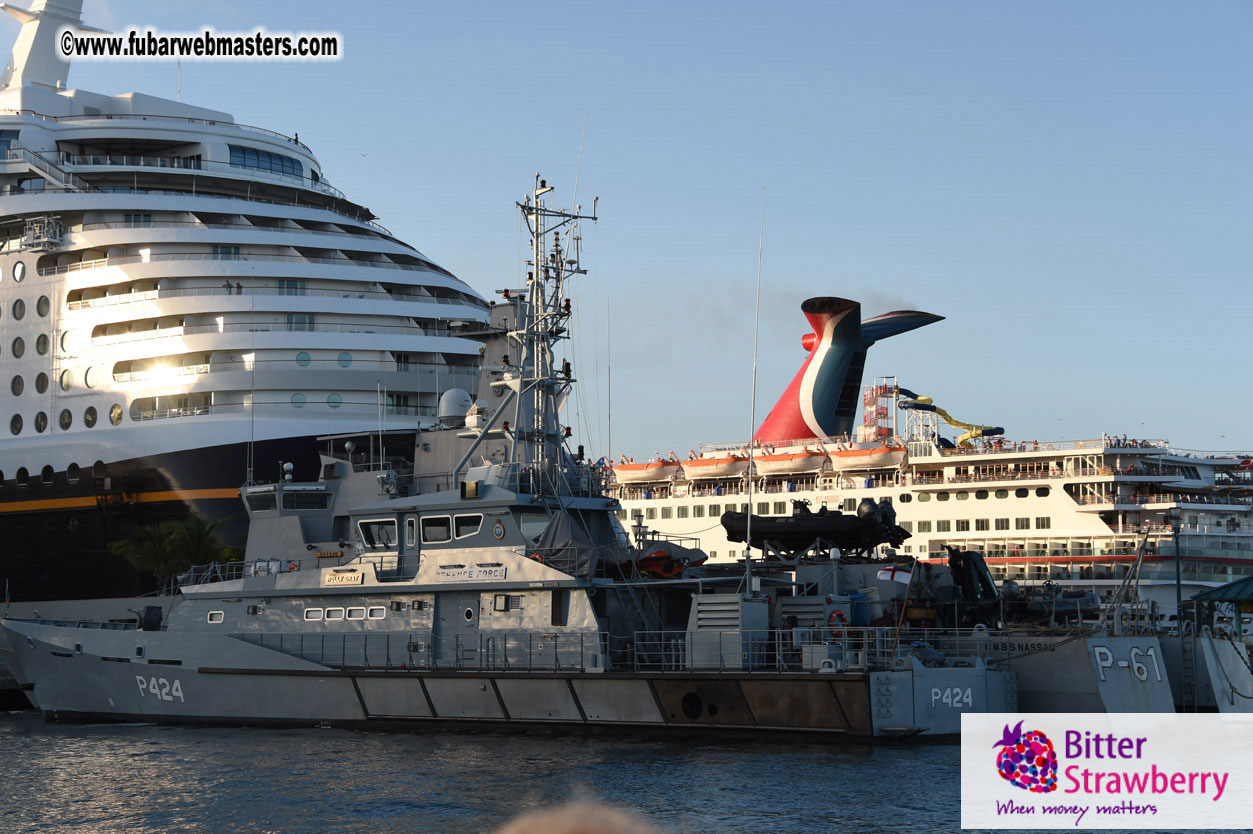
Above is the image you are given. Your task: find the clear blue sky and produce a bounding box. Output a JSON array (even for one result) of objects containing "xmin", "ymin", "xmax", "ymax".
[{"xmin": 33, "ymin": 2, "xmax": 1253, "ymax": 457}]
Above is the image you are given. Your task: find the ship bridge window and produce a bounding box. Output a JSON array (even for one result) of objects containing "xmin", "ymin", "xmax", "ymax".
[
  {"xmin": 281, "ymin": 490, "xmax": 331, "ymax": 511},
  {"xmin": 228, "ymin": 145, "xmax": 304, "ymax": 179},
  {"xmin": 420, "ymin": 516, "xmax": 451, "ymax": 543},
  {"xmin": 245, "ymin": 491, "xmax": 277, "ymax": 512},
  {"xmin": 517, "ymin": 512, "xmax": 549, "ymax": 543},
  {"xmin": 454, "ymin": 514, "xmax": 482, "ymax": 539},
  {"xmin": 358, "ymin": 518, "xmax": 398, "ymax": 549}
]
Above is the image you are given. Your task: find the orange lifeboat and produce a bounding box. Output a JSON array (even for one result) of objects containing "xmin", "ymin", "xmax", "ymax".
[
  {"xmin": 754, "ymin": 450, "xmax": 829, "ymax": 476},
  {"xmin": 828, "ymin": 444, "xmax": 907, "ymax": 471},
  {"xmin": 613, "ymin": 459, "xmax": 682, "ymax": 484},
  {"xmin": 681, "ymin": 455, "xmax": 749, "ymax": 479}
]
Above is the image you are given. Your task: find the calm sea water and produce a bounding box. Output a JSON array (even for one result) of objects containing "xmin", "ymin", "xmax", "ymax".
[{"xmin": 0, "ymin": 710, "xmax": 960, "ymax": 834}]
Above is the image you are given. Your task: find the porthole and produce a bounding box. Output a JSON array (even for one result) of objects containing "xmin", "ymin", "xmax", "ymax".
[
  {"xmin": 290, "ymin": 393, "xmax": 306, "ymax": 408},
  {"xmin": 1035, "ymin": 486, "xmax": 1050, "ymax": 497},
  {"xmin": 35, "ymin": 334, "xmax": 48, "ymax": 355},
  {"xmin": 11, "ymin": 337, "xmax": 23, "ymax": 358},
  {"xmin": 1015, "ymin": 488, "xmax": 1029, "ymax": 498},
  {"xmin": 12, "ymin": 261, "xmax": 25, "ymax": 282},
  {"xmin": 60, "ymin": 331, "xmax": 72, "ymax": 352},
  {"xmin": 10, "ymin": 375, "xmax": 22, "ymax": 396},
  {"xmin": 956, "ymin": 491, "xmax": 969, "ymax": 501},
  {"xmin": 295, "ymin": 351, "xmax": 311, "ymax": 367},
  {"xmin": 11, "ymin": 298, "xmax": 23, "ymax": 320},
  {"xmin": 994, "ymin": 489, "xmax": 1009, "ymax": 499},
  {"xmin": 337, "ymin": 352, "xmax": 352, "ymax": 368},
  {"xmin": 463, "ymin": 607, "xmax": 475, "ymax": 622},
  {"xmin": 59, "ymin": 409, "xmax": 71, "ymax": 430},
  {"xmin": 84, "ymin": 367, "xmax": 98, "ymax": 389},
  {"xmin": 9, "ymin": 414, "xmax": 21, "ymax": 435},
  {"xmin": 15, "ymin": 466, "xmax": 28, "ymax": 485},
  {"xmin": 917, "ymin": 492, "xmax": 931, "ymax": 503},
  {"xmin": 35, "ymin": 372, "xmax": 47, "ymax": 393},
  {"xmin": 36, "ymin": 295, "xmax": 49, "ymax": 317},
  {"xmin": 40, "ymin": 465, "xmax": 53, "ymax": 485},
  {"xmin": 59, "ymin": 370, "xmax": 72, "ymax": 391},
  {"xmin": 83, "ymin": 406, "xmax": 97, "ymax": 428},
  {"xmin": 937, "ymin": 491, "xmax": 950, "ymax": 502},
  {"xmin": 34, "ymin": 411, "xmax": 46, "ymax": 433},
  {"xmin": 109, "ymin": 403, "xmax": 122, "ymax": 426},
  {"xmin": 207, "ymin": 612, "xmax": 225, "ymax": 624},
  {"xmin": 975, "ymin": 489, "xmax": 988, "ymax": 500},
  {"xmin": 92, "ymin": 460, "xmax": 106, "ymax": 478},
  {"xmin": 327, "ymin": 393, "xmax": 342, "ymax": 409},
  {"xmin": 66, "ymin": 462, "xmax": 80, "ymax": 483},
  {"xmin": 898, "ymin": 494, "xmax": 912, "ymax": 503}
]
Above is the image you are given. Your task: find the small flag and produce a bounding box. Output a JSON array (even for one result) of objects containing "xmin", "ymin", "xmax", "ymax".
[{"xmin": 877, "ymin": 564, "xmax": 912, "ymax": 583}]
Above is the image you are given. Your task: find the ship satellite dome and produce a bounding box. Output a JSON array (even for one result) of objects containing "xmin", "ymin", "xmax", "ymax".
[{"xmin": 438, "ymin": 389, "xmax": 474, "ymax": 427}]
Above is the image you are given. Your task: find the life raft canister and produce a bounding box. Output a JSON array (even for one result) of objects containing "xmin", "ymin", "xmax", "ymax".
[{"xmin": 828, "ymin": 608, "xmax": 849, "ymax": 638}]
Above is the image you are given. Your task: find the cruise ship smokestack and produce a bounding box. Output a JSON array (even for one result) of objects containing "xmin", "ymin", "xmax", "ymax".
[{"xmin": 753, "ymin": 297, "xmax": 943, "ymax": 443}]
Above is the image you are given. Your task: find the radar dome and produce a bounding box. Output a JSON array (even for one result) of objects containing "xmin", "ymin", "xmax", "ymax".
[{"xmin": 437, "ymin": 388, "xmax": 474, "ymax": 427}]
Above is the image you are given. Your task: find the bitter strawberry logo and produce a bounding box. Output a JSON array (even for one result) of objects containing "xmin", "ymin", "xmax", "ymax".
[{"xmin": 994, "ymin": 720, "xmax": 1058, "ymax": 793}]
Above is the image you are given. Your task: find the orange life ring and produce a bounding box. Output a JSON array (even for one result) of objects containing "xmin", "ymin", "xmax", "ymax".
[
  {"xmin": 529, "ymin": 552, "xmax": 545, "ymax": 564},
  {"xmin": 827, "ymin": 608, "xmax": 849, "ymax": 638}
]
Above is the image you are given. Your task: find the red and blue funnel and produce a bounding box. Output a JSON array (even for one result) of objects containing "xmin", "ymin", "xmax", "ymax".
[{"xmin": 753, "ymin": 297, "xmax": 943, "ymax": 443}]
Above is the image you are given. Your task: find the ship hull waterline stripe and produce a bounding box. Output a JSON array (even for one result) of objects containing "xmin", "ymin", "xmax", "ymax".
[{"xmin": 0, "ymin": 488, "xmax": 240, "ymax": 513}]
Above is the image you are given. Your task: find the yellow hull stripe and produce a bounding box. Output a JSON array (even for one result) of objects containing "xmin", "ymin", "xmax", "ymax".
[{"xmin": 0, "ymin": 487, "xmax": 240, "ymax": 514}]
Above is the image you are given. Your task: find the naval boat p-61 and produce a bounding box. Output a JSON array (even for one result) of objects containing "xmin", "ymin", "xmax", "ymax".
[{"xmin": 0, "ymin": 179, "xmax": 1015, "ymax": 739}]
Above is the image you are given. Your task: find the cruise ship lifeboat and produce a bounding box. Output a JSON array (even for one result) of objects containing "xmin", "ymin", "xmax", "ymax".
[
  {"xmin": 682, "ymin": 455, "xmax": 750, "ymax": 480},
  {"xmin": 613, "ymin": 460, "xmax": 682, "ymax": 483},
  {"xmin": 828, "ymin": 444, "xmax": 907, "ymax": 471},
  {"xmin": 753, "ymin": 450, "xmax": 829, "ymax": 476}
]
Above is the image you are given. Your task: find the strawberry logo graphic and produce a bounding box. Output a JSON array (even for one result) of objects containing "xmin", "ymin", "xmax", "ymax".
[{"xmin": 994, "ymin": 720, "xmax": 1058, "ymax": 793}]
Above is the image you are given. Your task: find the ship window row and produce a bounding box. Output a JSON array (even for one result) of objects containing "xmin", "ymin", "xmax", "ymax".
[
  {"xmin": 1, "ymin": 296, "xmax": 51, "ymax": 320},
  {"xmin": 8, "ymin": 405, "xmax": 120, "ymax": 437},
  {"xmin": 303, "ymin": 607, "xmax": 386, "ymax": 621},
  {"xmin": 902, "ymin": 517, "xmax": 1054, "ymax": 534},
  {"xmin": 228, "ymin": 145, "xmax": 304, "ymax": 178},
  {"xmin": 900, "ymin": 487, "xmax": 1049, "ymax": 503},
  {"xmin": 0, "ymin": 459, "xmax": 109, "ymax": 488}
]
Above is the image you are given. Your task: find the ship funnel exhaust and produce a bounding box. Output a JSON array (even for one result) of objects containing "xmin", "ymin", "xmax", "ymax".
[{"xmin": 753, "ymin": 297, "xmax": 943, "ymax": 443}]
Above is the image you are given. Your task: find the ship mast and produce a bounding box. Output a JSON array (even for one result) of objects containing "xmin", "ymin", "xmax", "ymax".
[{"xmin": 508, "ymin": 175, "xmax": 597, "ymax": 496}]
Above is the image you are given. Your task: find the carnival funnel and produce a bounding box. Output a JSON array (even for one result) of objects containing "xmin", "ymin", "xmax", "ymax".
[{"xmin": 753, "ymin": 297, "xmax": 943, "ymax": 443}]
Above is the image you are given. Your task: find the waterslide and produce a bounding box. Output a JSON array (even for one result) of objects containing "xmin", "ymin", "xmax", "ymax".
[{"xmin": 897, "ymin": 388, "xmax": 1004, "ymax": 447}]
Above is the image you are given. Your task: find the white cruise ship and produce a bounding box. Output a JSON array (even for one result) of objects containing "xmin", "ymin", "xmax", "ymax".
[
  {"xmin": 612, "ymin": 296, "xmax": 1253, "ymax": 613},
  {"xmin": 0, "ymin": 2, "xmax": 488, "ymax": 600}
]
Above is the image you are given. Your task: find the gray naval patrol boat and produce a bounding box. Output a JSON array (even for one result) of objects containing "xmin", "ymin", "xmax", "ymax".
[{"xmin": 0, "ymin": 178, "xmax": 1016, "ymax": 739}]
